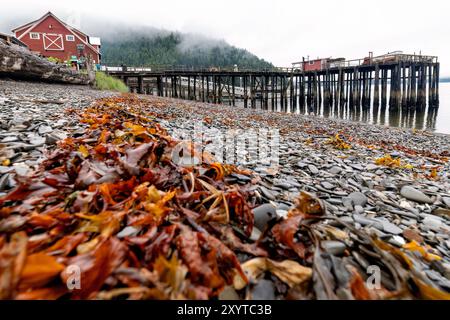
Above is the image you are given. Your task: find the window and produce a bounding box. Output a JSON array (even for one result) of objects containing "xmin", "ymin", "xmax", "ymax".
[
  {"xmin": 309, "ymin": 61, "xmax": 315, "ymax": 65},
  {"xmin": 30, "ymin": 32, "xmax": 40, "ymax": 40},
  {"xmin": 66, "ymin": 35, "xmax": 75, "ymax": 42}
]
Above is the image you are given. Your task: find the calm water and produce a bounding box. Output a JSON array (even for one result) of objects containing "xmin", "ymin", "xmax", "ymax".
[
  {"xmin": 233, "ymin": 82, "xmax": 450, "ymax": 134},
  {"xmin": 309, "ymin": 82, "xmax": 450, "ymax": 135}
]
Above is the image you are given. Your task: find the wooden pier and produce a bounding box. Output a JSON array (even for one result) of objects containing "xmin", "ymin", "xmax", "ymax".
[{"xmin": 105, "ymin": 53, "xmax": 440, "ymax": 112}]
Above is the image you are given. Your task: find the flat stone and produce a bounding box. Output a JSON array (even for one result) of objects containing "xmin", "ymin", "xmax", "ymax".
[
  {"xmin": 38, "ymin": 125, "xmax": 53, "ymax": 135},
  {"xmin": 423, "ymin": 216, "xmax": 442, "ymax": 231},
  {"xmin": 443, "ymin": 197, "xmax": 450, "ymax": 208},
  {"xmin": 321, "ymin": 240, "xmax": 346, "ymax": 255},
  {"xmin": 259, "ymin": 186, "xmax": 276, "ymax": 201},
  {"xmin": 366, "ymin": 164, "xmax": 378, "ymax": 171},
  {"xmin": 249, "ymin": 227, "xmax": 262, "ymax": 241},
  {"xmin": 400, "ymin": 186, "xmax": 433, "ymax": 204},
  {"xmin": 350, "ymin": 164, "xmax": 364, "ymax": 171},
  {"xmin": 117, "ymin": 226, "xmax": 141, "ymax": 238},
  {"xmin": 12, "ymin": 163, "xmax": 30, "ymax": 176},
  {"xmin": 276, "ymin": 209, "xmax": 288, "ymax": 218},
  {"xmin": 29, "ymin": 135, "xmax": 46, "ymax": 146},
  {"xmin": 342, "ymin": 197, "xmax": 354, "ymax": 211},
  {"xmin": 353, "ymin": 214, "xmax": 383, "ymax": 230},
  {"xmin": 253, "ymin": 203, "xmax": 277, "ymax": 230},
  {"xmin": 354, "ymin": 205, "xmax": 365, "ymax": 215},
  {"xmin": 274, "ymin": 181, "xmax": 291, "ymax": 190},
  {"xmin": 45, "ymin": 132, "xmax": 67, "ymax": 145},
  {"xmin": 0, "ymin": 166, "xmax": 14, "ymax": 174},
  {"xmin": 445, "ymin": 240, "xmax": 450, "ymax": 250},
  {"xmin": 348, "ymin": 192, "xmax": 368, "ymax": 207},
  {"xmin": 388, "ymin": 235, "xmax": 406, "ymax": 247},
  {"xmin": 380, "ymin": 220, "xmax": 403, "ymax": 235},
  {"xmin": 329, "ymin": 166, "xmax": 342, "ymax": 175},
  {"xmin": 296, "ymin": 161, "xmax": 308, "ymax": 169},
  {"xmin": 308, "ymin": 164, "xmax": 319, "ymax": 175},
  {"xmin": 1, "ymin": 136, "xmax": 19, "ymax": 142},
  {"xmin": 321, "ymin": 181, "xmax": 334, "ymax": 189}
]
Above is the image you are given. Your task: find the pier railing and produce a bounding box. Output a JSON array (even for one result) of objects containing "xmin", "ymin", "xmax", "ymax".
[{"xmin": 102, "ymin": 53, "xmax": 438, "ymax": 75}]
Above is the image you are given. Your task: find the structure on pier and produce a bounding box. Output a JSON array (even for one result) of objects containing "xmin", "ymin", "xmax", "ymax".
[{"xmin": 105, "ymin": 52, "xmax": 440, "ymax": 112}]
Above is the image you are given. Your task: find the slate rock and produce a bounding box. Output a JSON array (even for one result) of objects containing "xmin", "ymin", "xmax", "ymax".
[
  {"xmin": 321, "ymin": 240, "xmax": 346, "ymax": 255},
  {"xmin": 253, "ymin": 203, "xmax": 277, "ymax": 231},
  {"xmin": 400, "ymin": 186, "xmax": 433, "ymax": 204},
  {"xmin": 348, "ymin": 192, "xmax": 368, "ymax": 207},
  {"xmin": 329, "ymin": 166, "xmax": 342, "ymax": 175},
  {"xmin": 308, "ymin": 164, "xmax": 319, "ymax": 175},
  {"xmin": 380, "ymin": 220, "xmax": 403, "ymax": 235}
]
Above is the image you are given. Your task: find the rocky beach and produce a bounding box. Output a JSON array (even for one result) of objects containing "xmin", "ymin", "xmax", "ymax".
[{"xmin": 1, "ymin": 79, "xmax": 450, "ymax": 300}]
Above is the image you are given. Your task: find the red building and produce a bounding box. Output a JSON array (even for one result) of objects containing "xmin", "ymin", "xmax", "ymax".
[
  {"xmin": 12, "ymin": 12, "xmax": 101, "ymax": 64},
  {"xmin": 302, "ymin": 58, "xmax": 328, "ymax": 72}
]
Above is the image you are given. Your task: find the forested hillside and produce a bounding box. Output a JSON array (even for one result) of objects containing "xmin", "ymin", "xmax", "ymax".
[{"xmin": 100, "ymin": 31, "xmax": 273, "ymax": 69}]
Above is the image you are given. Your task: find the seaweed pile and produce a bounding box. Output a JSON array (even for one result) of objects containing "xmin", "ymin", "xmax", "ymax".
[{"xmin": 0, "ymin": 96, "xmax": 449, "ymax": 300}]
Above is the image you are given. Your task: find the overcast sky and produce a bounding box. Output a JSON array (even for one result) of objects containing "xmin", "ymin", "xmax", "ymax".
[{"xmin": 1, "ymin": 0, "xmax": 449, "ymax": 75}]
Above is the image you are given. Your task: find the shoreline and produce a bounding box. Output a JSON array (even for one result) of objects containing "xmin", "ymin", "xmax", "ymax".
[{"xmin": 0, "ymin": 79, "xmax": 450, "ymax": 299}]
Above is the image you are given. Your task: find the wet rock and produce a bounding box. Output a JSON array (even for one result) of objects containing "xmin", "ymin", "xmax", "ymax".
[
  {"xmin": 423, "ymin": 217, "xmax": 443, "ymax": 231},
  {"xmin": 276, "ymin": 209, "xmax": 289, "ymax": 219},
  {"xmin": 38, "ymin": 125, "xmax": 53, "ymax": 135},
  {"xmin": 400, "ymin": 186, "xmax": 433, "ymax": 204},
  {"xmin": 117, "ymin": 226, "xmax": 141, "ymax": 238},
  {"xmin": 29, "ymin": 135, "xmax": 46, "ymax": 146},
  {"xmin": 329, "ymin": 166, "xmax": 342, "ymax": 175},
  {"xmin": 258, "ymin": 186, "xmax": 276, "ymax": 201},
  {"xmin": 380, "ymin": 220, "xmax": 403, "ymax": 235},
  {"xmin": 231, "ymin": 173, "xmax": 251, "ymax": 183},
  {"xmin": 46, "ymin": 131, "xmax": 68, "ymax": 145},
  {"xmin": 0, "ymin": 173, "xmax": 11, "ymax": 191},
  {"xmin": 353, "ymin": 214, "xmax": 383, "ymax": 229},
  {"xmin": 348, "ymin": 192, "xmax": 368, "ymax": 207},
  {"xmin": 296, "ymin": 161, "xmax": 308, "ymax": 169},
  {"xmin": 354, "ymin": 205, "xmax": 364, "ymax": 215},
  {"xmin": 350, "ymin": 164, "xmax": 364, "ymax": 171},
  {"xmin": 1, "ymin": 136, "xmax": 19, "ymax": 143},
  {"xmin": 443, "ymin": 197, "xmax": 450, "ymax": 208},
  {"xmin": 388, "ymin": 235, "xmax": 406, "ymax": 247},
  {"xmin": 321, "ymin": 181, "xmax": 334, "ymax": 190},
  {"xmin": 12, "ymin": 163, "xmax": 30, "ymax": 176},
  {"xmin": 250, "ymin": 227, "xmax": 262, "ymax": 241},
  {"xmin": 308, "ymin": 164, "xmax": 319, "ymax": 175},
  {"xmin": 253, "ymin": 203, "xmax": 277, "ymax": 231},
  {"xmin": 342, "ymin": 197, "xmax": 354, "ymax": 211},
  {"xmin": 321, "ymin": 240, "xmax": 346, "ymax": 255}
]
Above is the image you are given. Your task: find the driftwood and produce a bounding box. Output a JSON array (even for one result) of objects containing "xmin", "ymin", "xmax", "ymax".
[{"xmin": 0, "ymin": 39, "xmax": 92, "ymax": 85}]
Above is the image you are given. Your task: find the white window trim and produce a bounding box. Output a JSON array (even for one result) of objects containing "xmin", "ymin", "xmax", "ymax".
[
  {"xmin": 43, "ymin": 34, "xmax": 64, "ymax": 51},
  {"xmin": 29, "ymin": 32, "xmax": 40, "ymax": 40},
  {"xmin": 66, "ymin": 34, "xmax": 75, "ymax": 42}
]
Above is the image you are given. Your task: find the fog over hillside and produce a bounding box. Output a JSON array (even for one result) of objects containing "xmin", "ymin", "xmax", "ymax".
[{"xmin": 0, "ymin": 14, "xmax": 273, "ymax": 69}]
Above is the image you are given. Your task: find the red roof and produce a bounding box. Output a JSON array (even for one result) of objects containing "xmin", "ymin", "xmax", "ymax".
[{"xmin": 12, "ymin": 11, "xmax": 99, "ymax": 55}]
